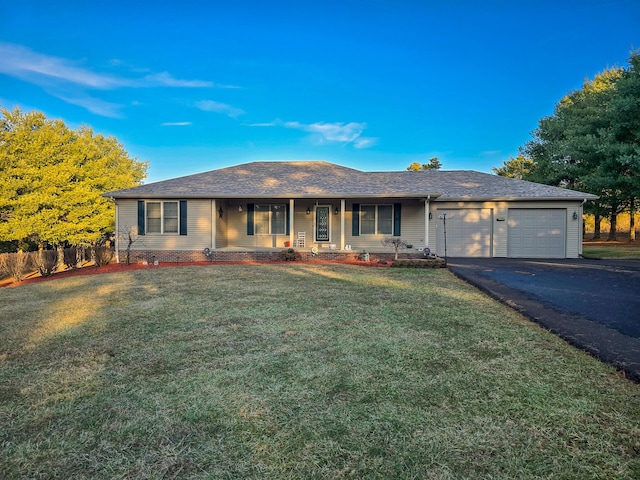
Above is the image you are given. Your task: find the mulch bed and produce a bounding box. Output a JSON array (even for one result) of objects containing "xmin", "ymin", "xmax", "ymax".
[{"xmin": 1, "ymin": 259, "xmax": 391, "ymax": 289}]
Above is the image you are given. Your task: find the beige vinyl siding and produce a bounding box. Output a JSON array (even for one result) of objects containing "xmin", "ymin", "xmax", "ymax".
[
  {"xmin": 214, "ymin": 200, "xmax": 228, "ymax": 248},
  {"xmin": 428, "ymin": 200, "xmax": 585, "ymax": 258},
  {"xmin": 116, "ymin": 199, "xmax": 212, "ymax": 251},
  {"xmin": 343, "ymin": 201, "xmax": 425, "ymax": 251},
  {"xmin": 566, "ymin": 206, "xmax": 582, "ymax": 258}
]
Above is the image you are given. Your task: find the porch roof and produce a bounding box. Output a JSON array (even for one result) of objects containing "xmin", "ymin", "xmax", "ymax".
[{"xmin": 104, "ymin": 161, "xmax": 598, "ymax": 201}]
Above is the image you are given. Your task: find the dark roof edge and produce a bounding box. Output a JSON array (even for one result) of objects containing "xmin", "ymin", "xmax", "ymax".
[
  {"xmin": 435, "ymin": 195, "xmax": 599, "ymax": 202},
  {"xmin": 104, "ymin": 192, "xmax": 445, "ymax": 200}
]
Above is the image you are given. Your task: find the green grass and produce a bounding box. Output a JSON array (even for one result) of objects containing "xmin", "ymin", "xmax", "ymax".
[
  {"xmin": 1, "ymin": 264, "xmax": 639, "ymax": 479},
  {"xmin": 583, "ymin": 244, "xmax": 640, "ymax": 259}
]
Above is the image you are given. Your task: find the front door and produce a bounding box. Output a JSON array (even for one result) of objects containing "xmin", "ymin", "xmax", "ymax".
[{"xmin": 315, "ymin": 206, "xmax": 330, "ymax": 242}]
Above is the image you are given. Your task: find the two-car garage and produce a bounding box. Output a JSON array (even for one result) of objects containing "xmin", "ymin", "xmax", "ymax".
[{"xmin": 435, "ymin": 207, "xmax": 568, "ymax": 258}]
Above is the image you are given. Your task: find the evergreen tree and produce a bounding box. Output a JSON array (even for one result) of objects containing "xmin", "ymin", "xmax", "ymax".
[{"xmin": 503, "ymin": 52, "xmax": 640, "ymax": 239}]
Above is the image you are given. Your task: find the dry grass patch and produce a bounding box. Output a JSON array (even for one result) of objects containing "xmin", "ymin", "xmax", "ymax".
[{"xmin": 1, "ymin": 264, "xmax": 639, "ymax": 479}]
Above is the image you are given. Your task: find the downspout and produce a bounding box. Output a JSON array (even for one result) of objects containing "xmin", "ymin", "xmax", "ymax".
[{"xmin": 579, "ymin": 198, "xmax": 587, "ymax": 257}]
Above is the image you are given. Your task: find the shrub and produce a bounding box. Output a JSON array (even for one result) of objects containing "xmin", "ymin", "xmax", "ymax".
[
  {"xmin": 63, "ymin": 247, "xmax": 81, "ymax": 269},
  {"xmin": 0, "ymin": 251, "xmax": 33, "ymax": 282},
  {"xmin": 94, "ymin": 246, "xmax": 114, "ymax": 267},
  {"xmin": 279, "ymin": 248, "xmax": 297, "ymax": 261},
  {"xmin": 34, "ymin": 249, "xmax": 58, "ymax": 277}
]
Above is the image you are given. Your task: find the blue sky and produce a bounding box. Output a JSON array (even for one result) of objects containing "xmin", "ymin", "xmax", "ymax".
[{"xmin": 1, "ymin": 1, "xmax": 638, "ymax": 183}]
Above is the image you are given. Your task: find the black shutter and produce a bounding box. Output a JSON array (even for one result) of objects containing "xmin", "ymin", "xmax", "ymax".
[
  {"xmin": 179, "ymin": 200, "xmax": 187, "ymax": 236},
  {"xmin": 247, "ymin": 203, "xmax": 254, "ymax": 235},
  {"xmin": 285, "ymin": 204, "xmax": 290, "ymax": 236},
  {"xmin": 137, "ymin": 200, "xmax": 145, "ymax": 235},
  {"xmin": 352, "ymin": 203, "xmax": 359, "ymax": 236},
  {"xmin": 393, "ymin": 203, "xmax": 401, "ymax": 236}
]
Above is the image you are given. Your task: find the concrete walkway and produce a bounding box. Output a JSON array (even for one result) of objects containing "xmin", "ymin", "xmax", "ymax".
[{"xmin": 447, "ymin": 258, "xmax": 640, "ymax": 383}]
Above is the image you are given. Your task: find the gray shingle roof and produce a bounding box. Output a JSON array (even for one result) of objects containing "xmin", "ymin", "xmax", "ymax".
[{"xmin": 104, "ymin": 161, "xmax": 598, "ymax": 201}]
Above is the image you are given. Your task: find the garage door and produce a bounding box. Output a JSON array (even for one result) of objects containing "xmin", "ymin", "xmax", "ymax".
[
  {"xmin": 436, "ymin": 209, "xmax": 492, "ymax": 257},
  {"xmin": 507, "ymin": 209, "xmax": 566, "ymax": 258}
]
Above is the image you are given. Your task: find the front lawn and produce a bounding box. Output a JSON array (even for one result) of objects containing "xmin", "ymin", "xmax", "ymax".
[
  {"xmin": 583, "ymin": 242, "xmax": 640, "ymax": 259},
  {"xmin": 1, "ymin": 264, "xmax": 638, "ymax": 479}
]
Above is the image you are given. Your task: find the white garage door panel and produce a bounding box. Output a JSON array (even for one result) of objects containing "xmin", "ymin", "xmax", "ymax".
[
  {"xmin": 508, "ymin": 209, "xmax": 566, "ymax": 258},
  {"xmin": 436, "ymin": 209, "xmax": 492, "ymax": 257}
]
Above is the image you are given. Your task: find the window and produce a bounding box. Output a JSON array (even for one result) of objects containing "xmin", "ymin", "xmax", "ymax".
[
  {"xmin": 254, "ymin": 204, "xmax": 286, "ymax": 235},
  {"xmin": 146, "ymin": 201, "xmax": 179, "ymax": 234},
  {"xmin": 360, "ymin": 204, "xmax": 393, "ymax": 235}
]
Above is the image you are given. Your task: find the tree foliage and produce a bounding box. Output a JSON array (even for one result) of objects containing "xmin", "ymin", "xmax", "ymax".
[
  {"xmin": 492, "ymin": 154, "xmax": 536, "ymax": 179},
  {"xmin": 500, "ymin": 52, "xmax": 640, "ymax": 239},
  {"xmin": 407, "ymin": 157, "xmax": 442, "ymax": 171},
  {"xmin": 0, "ymin": 107, "xmax": 147, "ymax": 247}
]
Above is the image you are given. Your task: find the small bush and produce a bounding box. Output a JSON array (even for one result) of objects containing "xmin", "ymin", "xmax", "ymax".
[
  {"xmin": 63, "ymin": 247, "xmax": 81, "ymax": 269},
  {"xmin": 35, "ymin": 249, "xmax": 58, "ymax": 277},
  {"xmin": 279, "ymin": 248, "xmax": 297, "ymax": 261},
  {"xmin": 94, "ymin": 246, "xmax": 114, "ymax": 267},
  {"xmin": 0, "ymin": 251, "xmax": 33, "ymax": 282}
]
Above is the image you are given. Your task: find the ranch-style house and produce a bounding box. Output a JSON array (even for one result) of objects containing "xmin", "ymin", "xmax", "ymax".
[{"xmin": 104, "ymin": 161, "xmax": 598, "ymax": 262}]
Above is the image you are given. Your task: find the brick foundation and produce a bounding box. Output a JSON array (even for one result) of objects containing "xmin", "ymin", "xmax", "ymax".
[{"xmin": 117, "ymin": 249, "xmax": 422, "ymax": 264}]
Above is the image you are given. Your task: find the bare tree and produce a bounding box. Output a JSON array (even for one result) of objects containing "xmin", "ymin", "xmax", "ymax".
[
  {"xmin": 117, "ymin": 224, "xmax": 144, "ymax": 265},
  {"xmin": 382, "ymin": 237, "xmax": 408, "ymax": 260}
]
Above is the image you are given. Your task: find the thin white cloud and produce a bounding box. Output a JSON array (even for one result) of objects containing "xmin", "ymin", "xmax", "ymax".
[
  {"xmin": 281, "ymin": 120, "xmax": 377, "ymax": 148},
  {"xmin": 246, "ymin": 121, "xmax": 278, "ymax": 127},
  {"xmin": 196, "ymin": 100, "xmax": 245, "ymax": 118},
  {"xmin": 144, "ymin": 72, "xmax": 212, "ymax": 88},
  {"xmin": 54, "ymin": 93, "xmax": 124, "ymax": 118},
  {"xmin": 284, "ymin": 121, "xmax": 365, "ymax": 143},
  {"xmin": 354, "ymin": 137, "xmax": 378, "ymax": 149},
  {"xmin": 161, "ymin": 121, "xmax": 192, "ymax": 126},
  {"xmin": 247, "ymin": 120, "xmax": 377, "ymax": 148},
  {"xmin": 0, "ymin": 42, "xmax": 218, "ymax": 117},
  {"xmin": 0, "ymin": 43, "xmax": 127, "ymax": 89}
]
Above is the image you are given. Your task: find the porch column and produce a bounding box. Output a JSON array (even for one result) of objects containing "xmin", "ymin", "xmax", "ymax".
[
  {"xmin": 289, "ymin": 199, "xmax": 295, "ymax": 247},
  {"xmin": 424, "ymin": 197, "xmax": 430, "ymax": 250},
  {"xmin": 211, "ymin": 199, "xmax": 217, "ymax": 249},
  {"xmin": 340, "ymin": 199, "xmax": 346, "ymax": 250}
]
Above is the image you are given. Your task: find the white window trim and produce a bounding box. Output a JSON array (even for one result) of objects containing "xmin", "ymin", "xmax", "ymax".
[
  {"xmin": 146, "ymin": 201, "xmax": 180, "ymax": 235},
  {"xmin": 360, "ymin": 204, "xmax": 393, "ymax": 236}
]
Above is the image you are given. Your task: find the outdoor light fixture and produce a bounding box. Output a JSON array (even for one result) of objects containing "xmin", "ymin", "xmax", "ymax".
[
  {"xmin": 428, "ymin": 212, "xmax": 433, "ymax": 220},
  {"xmin": 306, "ymin": 208, "xmax": 311, "ymax": 215},
  {"xmin": 334, "ymin": 207, "xmax": 339, "ymax": 215},
  {"xmin": 218, "ymin": 206, "xmax": 224, "ymax": 218},
  {"xmin": 573, "ymin": 211, "xmax": 578, "ymax": 220},
  {"xmin": 238, "ymin": 205, "xmax": 243, "ymax": 212}
]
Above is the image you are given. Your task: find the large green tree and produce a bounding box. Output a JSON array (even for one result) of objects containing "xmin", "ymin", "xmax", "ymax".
[
  {"xmin": 0, "ymin": 107, "xmax": 147, "ymax": 248},
  {"xmin": 504, "ymin": 52, "xmax": 640, "ymax": 240}
]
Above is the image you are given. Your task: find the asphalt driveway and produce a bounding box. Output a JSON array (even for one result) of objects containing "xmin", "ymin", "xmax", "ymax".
[{"xmin": 447, "ymin": 258, "xmax": 640, "ymax": 382}]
